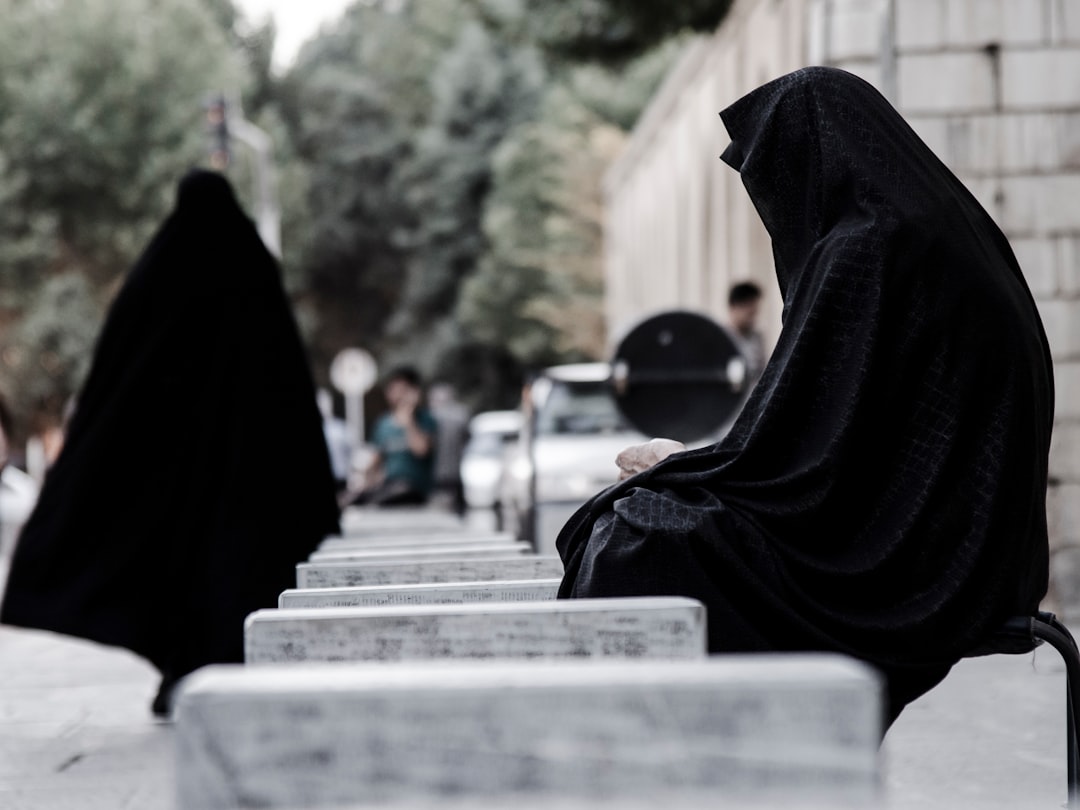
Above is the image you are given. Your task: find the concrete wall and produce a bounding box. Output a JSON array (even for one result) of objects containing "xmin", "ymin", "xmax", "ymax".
[{"xmin": 604, "ymin": 0, "xmax": 1080, "ymax": 615}]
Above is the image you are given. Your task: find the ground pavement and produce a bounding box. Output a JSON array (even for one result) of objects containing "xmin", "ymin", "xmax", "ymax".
[{"xmin": 0, "ymin": 585, "xmax": 1070, "ymax": 809}]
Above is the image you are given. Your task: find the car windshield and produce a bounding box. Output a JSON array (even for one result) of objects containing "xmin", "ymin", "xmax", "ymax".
[
  {"xmin": 466, "ymin": 431, "xmax": 516, "ymax": 458},
  {"xmin": 535, "ymin": 380, "xmax": 632, "ymax": 436}
]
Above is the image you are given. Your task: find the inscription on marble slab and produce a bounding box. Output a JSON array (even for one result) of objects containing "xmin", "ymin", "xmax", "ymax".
[
  {"xmin": 307, "ymin": 542, "xmax": 532, "ymax": 563},
  {"xmin": 175, "ymin": 656, "xmax": 882, "ymax": 810},
  {"xmin": 245, "ymin": 597, "xmax": 706, "ymax": 664},
  {"xmin": 297, "ymin": 555, "xmax": 564, "ymax": 589},
  {"xmin": 278, "ymin": 579, "xmax": 562, "ymax": 609},
  {"xmin": 318, "ymin": 532, "xmax": 515, "ymax": 550}
]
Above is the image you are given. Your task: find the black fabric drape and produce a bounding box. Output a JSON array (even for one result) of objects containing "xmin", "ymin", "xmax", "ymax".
[
  {"xmin": 557, "ymin": 67, "xmax": 1054, "ymax": 723},
  {"xmin": 1, "ymin": 170, "xmax": 340, "ymax": 680}
]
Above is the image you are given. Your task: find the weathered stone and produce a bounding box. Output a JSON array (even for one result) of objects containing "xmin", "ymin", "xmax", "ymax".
[
  {"xmin": 1053, "ymin": 0, "xmax": 1080, "ymax": 45},
  {"xmin": 1050, "ymin": 422, "xmax": 1080, "ymax": 481},
  {"xmin": 307, "ymin": 542, "xmax": 533, "ymax": 563},
  {"xmin": 895, "ymin": 0, "xmax": 946, "ymax": 50},
  {"xmin": 245, "ymin": 597, "xmax": 706, "ymax": 664},
  {"xmin": 1001, "ymin": 48, "xmax": 1080, "ymax": 110},
  {"xmin": 296, "ymin": 555, "xmax": 564, "ymax": 588},
  {"xmin": 944, "ymin": 0, "xmax": 1046, "ymax": 48},
  {"xmin": 1053, "ymin": 362, "xmax": 1080, "ymax": 420},
  {"xmin": 906, "ymin": 116, "xmax": 949, "ymax": 162},
  {"xmin": 1057, "ymin": 235, "xmax": 1080, "ymax": 295},
  {"xmin": 1036, "ymin": 298, "xmax": 1080, "ymax": 361},
  {"xmin": 1011, "ymin": 237, "xmax": 1057, "ymax": 297},
  {"xmin": 897, "ymin": 52, "xmax": 996, "ymax": 113},
  {"xmin": 826, "ymin": 0, "xmax": 886, "ymax": 62},
  {"xmin": 278, "ymin": 579, "xmax": 562, "ymax": 609},
  {"xmin": 1047, "ymin": 483, "xmax": 1080, "ymax": 550},
  {"xmin": 1050, "ymin": 544, "xmax": 1080, "ymax": 624},
  {"xmin": 317, "ymin": 532, "xmax": 516, "ymax": 551},
  {"xmin": 929, "ymin": 113, "xmax": 1064, "ymax": 175},
  {"xmin": 175, "ymin": 656, "xmax": 883, "ymax": 809},
  {"xmin": 339, "ymin": 507, "xmax": 464, "ymax": 535}
]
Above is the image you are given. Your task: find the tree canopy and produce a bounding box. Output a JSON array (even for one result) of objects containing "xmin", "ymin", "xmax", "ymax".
[
  {"xmin": 0, "ymin": 0, "xmax": 242, "ymax": 433},
  {"xmin": 0, "ymin": 0, "xmax": 732, "ymax": 435}
]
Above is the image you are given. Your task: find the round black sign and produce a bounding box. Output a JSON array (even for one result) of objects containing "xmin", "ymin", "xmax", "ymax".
[{"xmin": 610, "ymin": 310, "xmax": 748, "ymax": 444}]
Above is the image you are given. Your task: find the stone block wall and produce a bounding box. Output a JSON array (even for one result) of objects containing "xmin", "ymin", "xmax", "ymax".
[
  {"xmin": 894, "ymin": 0, "xmax": 1080, "ymax": 614},
  {"xmin": 604, "ymin": 0, "xmax": 1080, "ymax": 616}
]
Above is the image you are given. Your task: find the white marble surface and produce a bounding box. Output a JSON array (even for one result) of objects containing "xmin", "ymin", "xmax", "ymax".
[
  {"xmin": 318, "ymin": 532, "xmax": 514, "ymax": 551},
  {"xmin": 245, "ymin": 597, "xmax": 706, "ymax": 663},
  {"xmin": 278, "ymin": 579, "xmax": 561, "ymax": 609},
  {"xmin": 307, "ymin": 542, "xmax": 532, "ymax": 563},
  {"xmin": 175, "ymin": 655, "xmax": 882, "ymax": 810},
  {"xmin": 296, "ymin": 555, "xmax": 564, "ymax": 588},
  {"xmin": 339, "ymin": 507, "xmax": 465, "ymax": 535}
]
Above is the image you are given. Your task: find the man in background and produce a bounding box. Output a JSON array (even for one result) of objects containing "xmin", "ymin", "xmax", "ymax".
[
  {"xmin": 727, "ymin": 281, "xmax": 766, "ymax": 384},
  {"xmin": 352, "ymin": 366, "xmax": 438, "ymax": 506}
]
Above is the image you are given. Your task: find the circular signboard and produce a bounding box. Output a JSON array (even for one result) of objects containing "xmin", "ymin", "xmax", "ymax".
[
  {"xmin": 610, "ymin": 310, "xmax": 747, "ymax": 444},
  {"xmin": 330, "ymin": 348, "xmax": 377, "ymax": 396}
]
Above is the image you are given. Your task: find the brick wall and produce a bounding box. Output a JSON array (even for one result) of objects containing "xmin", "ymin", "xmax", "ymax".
[{"xmin": 604, "ymin": 0, "xmax": 1080, "ymax": 615}]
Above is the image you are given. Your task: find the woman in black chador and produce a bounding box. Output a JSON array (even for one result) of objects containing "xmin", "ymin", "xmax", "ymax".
[
  {"xmin": 1, "ymin": 170, "xmax": 341, "ymax": 714},
  {"xmin": 557, "ymin": 67, "xmax": 1054, "ymax": 725}
]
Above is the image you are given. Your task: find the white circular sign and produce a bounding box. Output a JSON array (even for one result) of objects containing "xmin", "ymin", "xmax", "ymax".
[{"xmin": 330, "ymin": 348, "xmax": 377, "ymax": 395}]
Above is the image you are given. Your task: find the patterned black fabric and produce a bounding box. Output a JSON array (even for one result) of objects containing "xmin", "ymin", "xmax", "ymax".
[
  {"xmin": 557, "ymin": 67, "xmax": 1054, "ymax": 723},
  {"xmin": 1, "ymin": 171, "xmax": 341, "ymax": 681}
]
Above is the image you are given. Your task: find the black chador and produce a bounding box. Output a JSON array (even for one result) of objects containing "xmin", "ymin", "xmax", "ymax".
[
  {"xmin": 557, "ymin": 67, "xmax": 1054, "ymax": 725},
  {"xmin": 1, "ymin": 171, "xmax": 341, "ymax": 712}
]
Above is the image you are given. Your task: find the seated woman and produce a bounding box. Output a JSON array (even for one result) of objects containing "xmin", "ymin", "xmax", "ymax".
[{"xmin": 556, "ymin": 67, "xmax": 1054, "ymax": 726}]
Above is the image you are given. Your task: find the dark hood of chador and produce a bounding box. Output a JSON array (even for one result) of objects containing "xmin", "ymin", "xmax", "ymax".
[{"xmin": 718, "ymin": 65, "xmax": 988, "ymax": 302}]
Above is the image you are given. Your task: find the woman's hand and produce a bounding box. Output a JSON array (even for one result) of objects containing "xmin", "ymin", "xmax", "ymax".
[{"xmin": 616, "ymin": 438, "xmax": 686, "ymax": 481}]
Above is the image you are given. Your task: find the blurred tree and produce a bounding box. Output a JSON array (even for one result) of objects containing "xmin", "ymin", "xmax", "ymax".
[
  {"xmin": 469, "ymin": 0, "xmax": 731, "ymax": 64},
  {"xmin": 385, "ymin": 22, "xmax": 544, "ymax": 379},
  {"xmin": 280, "ymin": 0, "xmax": 472, "ymax": 381},
  {"xmin": 5, "ymin": 274, "xmax": 101, "ymax": 439},
  {"xmin": 0, "ymin": 0, "xmax": 242, "ymax": 429},
  {"xmin": 455, "ymin": 40, "xmax": 683, "ymax": 374}
]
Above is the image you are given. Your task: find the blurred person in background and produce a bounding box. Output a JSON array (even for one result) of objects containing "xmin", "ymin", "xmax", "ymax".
[
  {"xmin": 726, "ymin": 280, "xmax": 766, "ymax": 384},
  {"xmin": 350, "ymin": 366, "xmax": 437, "ymax": 507},
  {"xmin": 0, "ymin": 170, "xmax": 340, "ymax": 717},
  {"xmin": 428, "ymin": 382, "xmax": 469, "ymax": 515}
]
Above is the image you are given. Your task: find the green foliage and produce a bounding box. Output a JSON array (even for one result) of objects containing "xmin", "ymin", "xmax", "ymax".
[
  {"xmin": 454, "ymin": 42, "xmax": 682, "ymax": 373},
  {"xmin": 0, "ymin": 0, "xmax": 731, "ymax": 432},
  {"xmin": 0, "ymin": 0, "xmax": 242, "ymax": 425},
  {"xmin": 470, "ymin": 0, "xmax": 732, "ymax": 64},
  {"xmin": 280, "ymin": 0, "xmax": 471, "ymax": 377},
  {"xmin": 284, "ymin": 0, "xmax": 703, "ymax": 410},
  {"xmin": 386, "ymin": 22, "xmax": 545, "ymax": 366},
  {"xmin": 4, "ymin": 273, "xmax": 102, "ymax": 434}
]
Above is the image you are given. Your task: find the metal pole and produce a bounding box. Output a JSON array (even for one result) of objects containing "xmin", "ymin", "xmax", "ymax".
[
  {"xmin": 345, "ymin": 392, "xmax": 364, "ymax": 451},
  {"xmin": 227, "ymin": 115, "xmax": 282, "ymax": 258}
]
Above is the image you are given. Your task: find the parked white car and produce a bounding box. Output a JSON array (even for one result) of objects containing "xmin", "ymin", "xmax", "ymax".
[
  {"xmin": 501, "ymin": 363, "xmax": 648, "ymax": 555},
  {"xmin": 460, "ymin": 410, "xmax": 522, "ymax": 511}
]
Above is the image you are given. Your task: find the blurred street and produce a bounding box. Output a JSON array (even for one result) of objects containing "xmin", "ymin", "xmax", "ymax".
[{"xmin": 0, "ymin": 611, "xmax": 1069, "ymax": 810}]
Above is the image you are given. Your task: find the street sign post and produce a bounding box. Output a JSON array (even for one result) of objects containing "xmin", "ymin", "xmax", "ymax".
[{"xmin": 330, "ymin": 349, "xmax": 377, "ymax": 449}]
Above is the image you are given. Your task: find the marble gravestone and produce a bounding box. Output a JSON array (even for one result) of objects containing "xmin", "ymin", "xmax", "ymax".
[
  {"xmin": 278, "ymin": 579, "xmax": 561, "ymax": 609},
  {"xmin": 175, "ymin": 656, "xmax": 883, "ymax": 809},
  {"xmin": 317, "ymin": 532, "xmax": 515, "ymax": 551},
  {"xmin": 244, "ymin": 597, "xmax": 706, "ymax": 664},
  {"xmin": 339, "ymin": 507, "xmax": 464, "ymax": 535},
  {"xmin": 296, "ymin": 555, "xmax": 564, "ymax": 588},
  {"xmin": 306, "ymin": 542, "xmax": 533, "ymax": 563}
]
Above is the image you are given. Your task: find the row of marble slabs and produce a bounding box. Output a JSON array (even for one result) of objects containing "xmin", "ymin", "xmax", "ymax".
[{"xmin": 173, "ymin": 513, "xmax": 885, "ymax": 809}]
